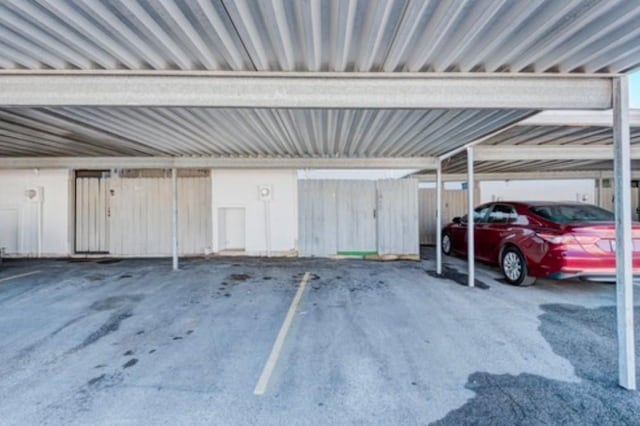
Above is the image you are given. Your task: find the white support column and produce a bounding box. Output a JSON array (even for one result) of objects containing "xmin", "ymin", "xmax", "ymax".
[
  {"xmin": 467, "ymin": 147, "xmax": 475, "ymax": 288},
  {"xmin": 171, "ymin": 168, "xmax": 179, "ymax": 271},
  {"xmin": 613, "ymin": 76, "xmax": 636, "ymax": 390},
  {"xmin": 436, "ymin": 161, "xmax": 443, "ymax": 275},
  {"xmin": 597, "ymin": 175, "xmax": 604, "ymax": 208}
]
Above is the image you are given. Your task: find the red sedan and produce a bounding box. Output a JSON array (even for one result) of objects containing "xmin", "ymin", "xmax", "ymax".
[{"xmin": 441, "ymin": 201, "xmax": 640, "ymax": 286}]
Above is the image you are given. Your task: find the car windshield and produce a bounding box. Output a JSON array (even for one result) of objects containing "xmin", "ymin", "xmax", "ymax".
[{"xmin": 530, "ymin": 204, "xmax": 614, "ymax": 224}]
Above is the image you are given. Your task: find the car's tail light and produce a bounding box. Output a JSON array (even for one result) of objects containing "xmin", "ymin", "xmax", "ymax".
[{"xmin": 536, "ymin": 233, "xmax": 574, "ymax": 245}]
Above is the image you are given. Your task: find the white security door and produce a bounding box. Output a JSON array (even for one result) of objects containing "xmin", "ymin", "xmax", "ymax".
[
  {"xmin": 0, "ymin": 209, "xmax": 19, "ymax": 254},
  {"xmin": 75, "ymin": 171, "xmax": 110, "ymax": 253},
  {"xmin": 220, "ymin": 207, "xmax": 246, "ymax": 251}
]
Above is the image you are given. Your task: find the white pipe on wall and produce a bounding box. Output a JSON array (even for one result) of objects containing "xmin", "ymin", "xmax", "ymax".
[{"xmin": 264, "ymin": 200, "xmax": 272, "ymax": 257}]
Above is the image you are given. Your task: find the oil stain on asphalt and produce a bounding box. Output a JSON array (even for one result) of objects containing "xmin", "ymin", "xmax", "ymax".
[
  {"xmin": 69, "ymin": 295, "xmax": 145, "ymax": 353},
  {"xmin": 122, "ymin": 358, "xmax": 138, "ymax": 369},
  {"xmin": 72, "ymin": 310, "xmax": 133, "ymax": 352}
]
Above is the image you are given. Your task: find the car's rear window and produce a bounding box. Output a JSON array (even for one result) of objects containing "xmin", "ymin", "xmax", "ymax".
[{"xmin": 530, "ymin": 204, "xmax": 614, "ymax": 224}]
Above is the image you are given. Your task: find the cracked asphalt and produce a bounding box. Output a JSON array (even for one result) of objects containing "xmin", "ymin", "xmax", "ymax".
[{"xmin": 0, "ymin": 248, "xmax": 638, "ymax": 425}]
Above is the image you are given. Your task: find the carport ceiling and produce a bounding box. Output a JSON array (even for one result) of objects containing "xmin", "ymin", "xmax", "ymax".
[
  {"xmin": 0, "ymin": 0, "xmax": 638, "ymax": 73},
  {"xmin": 0, "ymin": 0, "xmax": 638, "ymax": 162},
  {"xmin": 0, "ymin": 107, "xmax": 532, "ymax": 158},
  {"xmin": 440, "ymin": 113, "xmax": 640, "ymax": 174}
]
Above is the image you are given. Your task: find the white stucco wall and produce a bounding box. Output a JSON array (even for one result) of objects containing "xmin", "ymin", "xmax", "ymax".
[
  {"xmin": 0, "ymin": 169, "xmax": 72, "ymax": 256},
  {"xmin": 480, "ymin": 179, "xmax": 596, "ymax": 204},
  {"xmin": 211, "ymin": 170, "xmax": 298, "ymax": 255}
]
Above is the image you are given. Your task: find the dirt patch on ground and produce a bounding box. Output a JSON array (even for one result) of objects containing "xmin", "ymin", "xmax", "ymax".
[
  {"xmin": 96, "ymin": 259, "xmax": 122, "ymax": 265},
  {"xmin": 72, "ymin": 310, "xmax": 133, "ymax": 352},
  {"xmin": 90, "ymin": 295, "xmax": 144, "ymax": 311},
  {"xmin": 227, "ymin": 273, "xmax": 251, "ymax": 282}
]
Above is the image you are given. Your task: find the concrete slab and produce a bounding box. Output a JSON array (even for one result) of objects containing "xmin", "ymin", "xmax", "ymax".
[{"xmin": 0, "ymin": 253, "xmax": 638, "ymax": 425}]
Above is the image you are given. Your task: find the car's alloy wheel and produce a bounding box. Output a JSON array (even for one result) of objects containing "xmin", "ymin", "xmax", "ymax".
[
  {"xmin": 442, "ymin": 233, "xmax": 452, "ymax": 255},
  {"xmin": 501, "ymin": 247, "xmax": 535, "ymax": 286}
]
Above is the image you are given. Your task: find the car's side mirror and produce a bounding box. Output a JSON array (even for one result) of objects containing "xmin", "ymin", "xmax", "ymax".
[{"xmin": 452, "ymin": 216, "xmax": 461, "ymax": 224}]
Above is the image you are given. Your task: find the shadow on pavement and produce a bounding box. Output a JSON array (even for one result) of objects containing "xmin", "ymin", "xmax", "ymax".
[{"xmin": 432, "ymin": 304, "xmax": 640, "ymax": 426}]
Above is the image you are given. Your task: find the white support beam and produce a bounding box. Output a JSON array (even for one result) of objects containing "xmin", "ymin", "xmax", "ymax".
[
  {"xmin": 171, "ymin": 167, "xmax": 179, "ymax": 272},
  {"xmin": 613, "ymin": 76, "xmax": 636, "ymax": 391},
  {"xmin": 436, "ymin": 161, "xmax": 443, "ymax": 275},
  {"xmin": 522, "ymin": 109, "xmax": 640, "ymax": 127},
  {"xmin": 474, "ymin": 145, "xmax": 640, "ymax": 162},
  {"xmin": 0, "ymin": 156, "xmax": 439, "ymax": 170},
  {"xmin": 415, "ymin": 170, "xmax": 640, "ymax": 182},
  {"xmin": 0, "ymin": 72, "xmax": 612, "ymax": 109},
  {"xmin": 467, "ymin": 147, "xmax": 475, "ymax": 288}
]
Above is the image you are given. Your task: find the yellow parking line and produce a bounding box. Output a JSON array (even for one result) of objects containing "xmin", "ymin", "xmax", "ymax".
[
  {"xmin": 0, "ymin": 270, "xmax": 42, "ymax": 283},
  {"xmin": 253, "ymin": 272, "xmax": 311, "ymax": 396}
]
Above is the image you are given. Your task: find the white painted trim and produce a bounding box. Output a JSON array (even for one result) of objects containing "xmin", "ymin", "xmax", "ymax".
[
  {"xmin": 254, "ymin": 272, "xmax": 311, "ymax": 396},
  {"xmin": 0, "ymin": 270, "xmax": 41, "ymax": 283}
]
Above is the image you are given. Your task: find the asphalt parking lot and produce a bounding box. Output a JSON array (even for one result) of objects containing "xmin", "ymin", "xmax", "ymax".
[{"xmin": 0, "ymin": 250, "xmax": 638, "ymax": 426}]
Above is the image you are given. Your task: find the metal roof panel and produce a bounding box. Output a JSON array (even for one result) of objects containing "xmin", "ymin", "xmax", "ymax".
[{"xmin": 0, "ymin": 0, "xmax": 637, "ymax": 73}]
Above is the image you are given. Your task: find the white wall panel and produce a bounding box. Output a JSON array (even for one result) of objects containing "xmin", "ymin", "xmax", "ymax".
[
  {"xmin": 109, "ymin": 174, "xmax": 211, "ymax": 256},
  {"xmin": 480, "ymin": 180, "xmax": 596, "ymax": 204},
  {"xmin": 300, "ymin": 179, "xmax": 419, "ymax": 257},
  {"xmin": 336, "ymin": 181, "xmax": 377, "ymax": 254},
  {"xmin": 419, "ymin": 187, "xmax": 479, "ymax": 245},
  {"xmin": 599, "ymin": 186, "xmax": 640, "ymax": 220},
  {"xmin": 211, "ymin": 170, "xmax": 298, "ymax": 256},
  {"xmin": 299, "ymin": 180, "xmax": 338, "ymax": 257},
  {"xmin": 0, "ymin": 209, "xmax": 18, "ymax": 253},
  {"xmin": 377, "ymin": 179, "xmax": 419, "ymax": 256},
  {"xmin": 0, "ymin": 169, "xmax": 71, "ymax": 256}
]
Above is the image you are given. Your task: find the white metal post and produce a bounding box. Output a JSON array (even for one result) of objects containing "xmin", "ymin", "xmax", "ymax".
[
  {"xmin": 613, "ymin": 76, "xmax": 636, "ymax": 390},
  {"xmin": 171, "ymin": 167, "xmax": 179, "ymax": 271},
  {"xmin": 436, "ymin": 161, "xmax": 443, "ymax": 275},
  {"xmin": 467, "ymin": 147, "xmax": 475, "ymax": 288},
  {"xmin": 597, "ymin": 175, "xmax": 603, "ymax": 207}
]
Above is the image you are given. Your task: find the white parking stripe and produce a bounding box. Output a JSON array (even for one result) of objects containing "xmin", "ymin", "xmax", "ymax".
[
  {"xmin": 0, "ymin": 270, "xmax": 42, "ymax": 283},
  {"xmin": 254, "ymin": 272, "xmax": 311, "ymax": 396}
]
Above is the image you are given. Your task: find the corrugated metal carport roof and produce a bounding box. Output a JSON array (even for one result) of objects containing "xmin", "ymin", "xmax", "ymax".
[
  {"xmin": 0, "ymin": 0, "xmax": 637, "ymax": 162},
  {"xmin": 0, "ymin": 107, "xmax": 531, "ymax": 157},
  {"xmin": 0, "ymin": 0, "xmax": 638, "ymax": 74}
]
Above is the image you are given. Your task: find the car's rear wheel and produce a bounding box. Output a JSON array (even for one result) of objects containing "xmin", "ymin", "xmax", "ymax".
[
  {"xmin": 501, "ymin": 247, "xmax": 536, "ymax": 286},
  {"xmin": 442, "ymin": 232, "xmax": 452, "ymax": 256}
]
